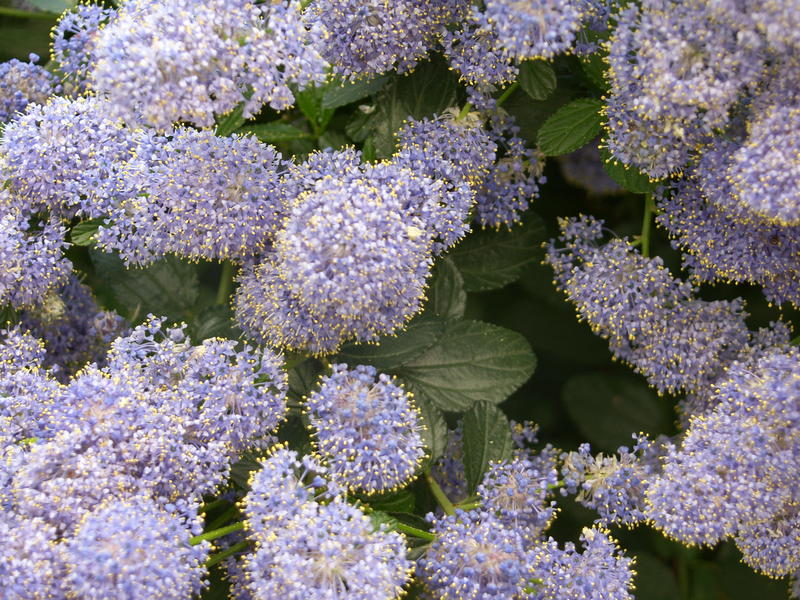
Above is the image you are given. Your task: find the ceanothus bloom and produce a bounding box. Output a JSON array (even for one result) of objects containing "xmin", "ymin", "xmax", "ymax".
[
  {"xmin": 307, "ymin": 0, "xmax": 467, "ymax": 79},
  {"xmin": 244, "ymin": 498, "xmax": 411, "ymax": 600},
  {"xmin": 0, "ymin": 96, "xmax": 137, "ymax": 219},
  {"xmin": 0, "ymin": 515, "xmax": 67, "ymax": 600},
  {"xmin": 52, "ymin": 4, "xmax": 116, "ymax": 93},
  {"xmin": 0, "ymin": 55, "xmax": 55, "ymax": 123},
  {"xmin": 98, "ymin": 128, "xmax": 285, "ymax": 265},
  {"xmin": 306, "ymin": 364, "xmax": 425, "ymax": 493},
  {"xmin": 419, "ymin": 509, "xmax": 533, "ymax": 600},
  {"xmin": 64, "ymin": 497, "xmax": 209, "ymax": 600},
  {"xmin": 91, "ymin": 0, "xmax": 327, "ymax": 129},
  {"xmin": 530, "ymin": 527, "xmax": 636, "ymax": 600},
  {"xmin": 545, "ymin": 215, "xmax": 751, "ymax": 394},
  {"xmin": 646, "ymin": 349, "xmax": 800, "ymax": 572}
]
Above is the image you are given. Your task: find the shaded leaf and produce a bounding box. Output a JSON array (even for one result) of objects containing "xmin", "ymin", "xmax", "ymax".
[
  {"xmin": 321, "ymin": 75, "xmax": 390, "ymax": 109},
  {"xmin": 462, "ymin": 401, "xmax": 514, "ymax": 493},
  {"xmin": 426, "ymin": 257, "xmax": 466, "ymax": 319},
  {"xmin": 599, "ymin": 145, "xmax": 658, "ymax": 194},
  {"xmin": 518, "ymin": 60, "xmax": 557, "ymax": 101},
  {"xmin": 415, "ymin": 391, "xmax": 449, "ymax": 463},
  {"xmin": 448, "ymin": 213, "xmax": 546, "ymax": 292},
  {"xmin": 70, "ymin": 218, "xmax": 104, "ymax": 247},
  {"xmin": 563, "ymin": 372, "xmax": 669, "ymax": 452},
  {"xmin": 238, "ymin": 122, "xmax": 312, "ymax": 143},
  {"xmin": 538, "ymin": 98, "xmax": 603, "ymax": 156},
  {"xmin": 398, "ymin": 320, "xmax": 536, "ymax": 412},
  {"xmin": 336, "ymin": 316, "xmax": 446, "ymax": 371},
  {"xmin": 188, "ymin": 305, "xmax": 240, "ymax": 341},
  {"xmin": 90, "ymin": 251, "xmax": 199, "ymax": 323}
]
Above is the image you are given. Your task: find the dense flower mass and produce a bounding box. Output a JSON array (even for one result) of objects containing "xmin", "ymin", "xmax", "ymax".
[
  {"xmin": 0, "ymin": 55, "xmax": 55, "ymax": 123},
  {"xmin": 91, "ymin": 0, "xmax": 326, "ymax": 129},
  {"xmin": 1, "ymin": 0, "xmax": 800, "ymax": 596},
  {"xmin": 306, "ymin": 363, "xmax": 425, "ymax": 493}
]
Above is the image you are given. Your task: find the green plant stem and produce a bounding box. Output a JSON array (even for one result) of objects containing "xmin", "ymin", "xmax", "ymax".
[
  {"xmin": 454, "ymin": 500, "xmax": 481, "ymax": 511},
  {"xmin": 425, "ymin": 471, "xmax": 456, "ymax": 516},
  {"xmin": 189, "ymin": 521, "xmax": 245, "ymax": 546},
  {"xmin": 205, "ymin": 540, "xmax": 251, "ymax": 568},
  {"xmin": 457, "ymin": 102, "xmax": 473, "ymax": 120},
  {"xmin": 215, "ymin": 261, "xmax": 234, "ymax": 306},
  {"xmin": 496, "ymin": 81, "xmax": 519, "ymax": 107},
  {"xmin": 641, "ymin": 193, "xmax": 655, "ymax": 258},
  {"xmin": 200, "ymin": 498, "xmax": 228, "ymax": 514},
  {"xmin": 206, "ymin": 505, "xmax": 239, "ymax": 532},
  {"xmin": 394, "ymin": 522, "xmax": 436, "ymax": 542}
]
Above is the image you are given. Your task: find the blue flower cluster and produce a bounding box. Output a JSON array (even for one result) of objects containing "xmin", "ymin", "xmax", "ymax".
[{"xmin": 1, "ymin": 0, "xmax": 799, "ymax": 596}]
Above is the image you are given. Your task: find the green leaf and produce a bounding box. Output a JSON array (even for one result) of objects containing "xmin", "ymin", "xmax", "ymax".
[
  {"xmin": 462, "ymin": 402, "xmax": 514, "ymax": 493},
  {"xmin": 24, "ymin": 0, "xmax": 73, "ymax": 14},
  {"xmin": 537, "ymin": 98, "xmax": 603, "ymax": 156},
  {"xmin": 215, "ymin": 103, "xmax": 246, "ymax": 137},
  {"xmin": 562, "ymin": 372, "xmax": 669, "ymax": 452},
  {"xmin": 599, "ymin": 146, "xmax": 658, "ymax": 194},
  {"xmin": 448, "ymin": 213, "xmax": 546, "ymax": 292},
  {"xmin": 368, "ymin": 509, "xmax": 401, "ymax": 531},
  {"xmin": 321, "ymin": 75, "xmax": 390, "ymax": 109},
  {"xmin": 397, "ymin": 320, "xmax": 537, "ymax": 412},
  {"xmin": 367, "ymin": 57, "xmax": 459, "ymax": 158},
  {"xmin": 415, "ymin": 391, "xmax": 449, "ymax": 463},
  {"xmin": 288, "ymin": 358, "xmax": 323, "ymax": 401},
  {"xmin": 238, "ymin": 122, "xmax": 312, "ymax": 143},
  {"xmin": 230, "ymin": 451, "xmax": 262, "ymax": 490},
  {"xmin": 518, "ymin": 60, "xmax": 557, "ymax": 101},
  {"xmin": 580, "ymin": 53, "xmax": 609, "ymax": 93},
  {"xmin": 364, "ymin": 488, "xmax": 415, "ymax": 513},
  {"xmin": 70, "ymin": 218, "xmax": 104, "ymax": 247},
  {"xmin": 426, "ymin": 257, "xmax": 466, "ymax": 319},
  {"xmin": 90, "ymin": 251, "xmax": 199, "ymax": 323},
  {"xmin": 188, "ymin": 305, "xmax": 239, "ymax": 341},
  {"xmin": 633, "ymin": 552, "xmax": 681, "ymax": 600},
  {"xmin": 336, "ymin": 316, "xmax": 446, "ymax": 371},
  {"xmin": 295, "ymin": 84, "xmax": 336, "ymax": 135}
]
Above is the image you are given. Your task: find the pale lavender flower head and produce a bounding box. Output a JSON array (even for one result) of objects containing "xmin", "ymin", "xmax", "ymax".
[
  {"xmin": 0, "ymin": 96, "xmax": 137, "ymax": 219},
  {"xmin": 605, "ymin": 0, "xmax": 763, "ymax": 177},
  {"xmin": 478, "ymin": 451, "xmax": 559, "ymax": 538},
  {"xmin": 530, "ymin": 527, "xmax": 636, "ymax": 600},
  {"xmin": 92, "ymin": 0, "xmax": 327, "ymax": 129},
  {"xmin": 659, "ymin": 163, "xmax": 800, "ymax": 307},
  {"xmin": 233, "ymin": 257, "xmax": 351, "ymax": 355},
  {"xmin": 52, "ymin": 4, "xmax": 117, "ymax": 93},
  {"xmin": 0, "ymin": 210, "xmax": 71, "ymax": 309},
  {"xmin": 0, "ymin": 55, "xmax": 56, "ymax": 123},
  {"xmin": 98, "ymin": 128, "xmax": 285, "ymax": 265},
  {"xmin": 561, "ymin": 436, "xmax": 664, "ymax": 525},
  {"xmin": 306, "ymin": 364, "xmax": 425, "ymax": 494},
  {"xmin": 244, "ymin": 446, "xmax": 331, "ymax": 535},
  {"xmin": 308, "ymin": 0, "xmax": 466, "ymax": 79},
  {"xmin": 272, "ymin": 168, "xmax": 434, "ymax": 340},
  {"xmin": 244, "ymin": 498, "xmax": 411, "ymax": 600},
  {"xmin": 418, "ymin": 509, "xmax": 533, "ymax": 600},
  {"xmin": 64, "ymin": 497, "xmax": 209, "ymax": 600},
  {"xmin": 475, "ymin": 113, "xmax": 544, "ymax": 227},
  {"xmin": 545, "ymin": 215, "xmax": 751, "ymax": 394},
  {"xmin": 483, "ymin": 0, "xmax": 584, "ymax": 60},
  {"xmin": 394, "ymin": 114, "xmax": 497, "ymax": 250},
  {"xmin": 646, "ymin": 350, "xmax": 800, "ymax": 552},
  {"xmin": 0, "ymin": 515, "xmax": 67, "ymax": 600}
]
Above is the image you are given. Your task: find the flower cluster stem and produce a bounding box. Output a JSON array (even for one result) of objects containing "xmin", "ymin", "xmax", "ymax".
[
  {"xmin": 190, "ymin": 521, "xmax": 245, "ymax": 546},
  {"xmin": 425, "ymin": 471, "xmax": 456, "ymax": 516},
  {"xmin": 641, "ymin": 193, "xmax": 655, "ymax": 258}
]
